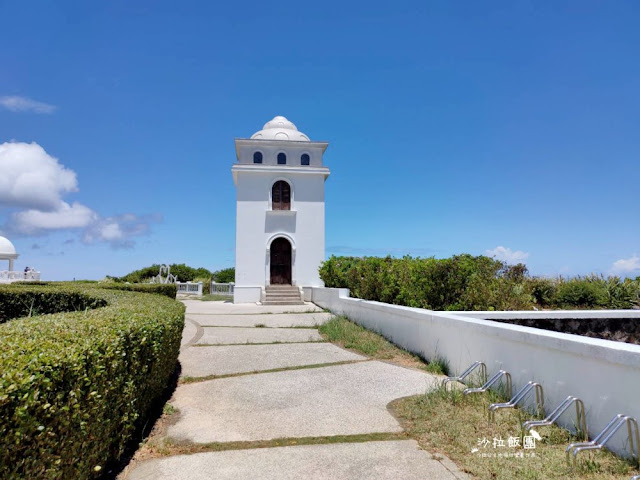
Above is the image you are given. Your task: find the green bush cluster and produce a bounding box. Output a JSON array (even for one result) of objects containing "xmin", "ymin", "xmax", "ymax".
[
  {"xmin": 113, "ymin": 264, "xmax": 235, "ymax": 285},
  {"xmin": 100, "ymin": 282, "xmax": 177, "ymax": 299},
  {"xmin": 212, "ymin": 267, "xmax": 235, "ymax": 284},
  {"xmin": 543, "ymin": 275, "xmax": 640, "ymax": 309},
  {"xmin": 114, "ymin": 263, "xmax": 211, "ymax": 283},
  {"xmin": 0, "ymin": 284, "xmax": 185, "ymax": 479},
  {"xmin": 319, "ymin": 256, "xmax": 640, "ymax": 310}
]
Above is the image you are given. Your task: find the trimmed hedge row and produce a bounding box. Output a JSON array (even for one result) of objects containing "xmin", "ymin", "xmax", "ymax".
[
  {"xmin": 0, "ymin": 284, "xmax": 185, "ymax": 479},
  {"xmin": 100, "ymin": 282, "xmax": 177, "ymax": 299},
  {"xmin": 0, "ymin": 287, "xmax": 108, "ymax": 324}
]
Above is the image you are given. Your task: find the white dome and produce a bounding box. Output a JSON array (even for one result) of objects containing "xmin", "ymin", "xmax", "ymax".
[
  {"xmin": 0, "ymin": 236, "xmax": 17, "ymax": 256},
  {"xmin": 250, "ymin": 115, "xmax": 310, "ymax": 142}
]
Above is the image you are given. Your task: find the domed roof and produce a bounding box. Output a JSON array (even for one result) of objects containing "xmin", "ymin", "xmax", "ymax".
[
  {"xmin": 250, "ymin": 116, "xmax": 310, "ymax": 142},
  {"xmin": 0, "ymin": 236, "xmax": 17, "ymax": 257}
]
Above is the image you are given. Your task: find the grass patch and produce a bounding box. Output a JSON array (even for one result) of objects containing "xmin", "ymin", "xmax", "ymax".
[
  {"xmin": 143, "ymin": 432, "xmax": 407, "ymax": 458},
  {"xmin": 180, "ymin": 359, "xmax": 369, "ymax": 384},
  {"xmin": 198, "ymin": 294, "xmax": 232, "ymax": 302},
  {"xmin": 424, "ymin": 355, "xmax": 449, "ymax": 375},
  {"xmin": 162, "ymin": 403, "xmax": 177, "ymax": 416},
  {"xmin": 193, "ymin": 340, "xmax": 327, "ymax": 347},
  {"xmin": 392, "ymin": 386, "xmax": 639, "ymax": 480},
  {"xmin": 318, "ymin": 316, "xmax": 437, "ymax": 371}
]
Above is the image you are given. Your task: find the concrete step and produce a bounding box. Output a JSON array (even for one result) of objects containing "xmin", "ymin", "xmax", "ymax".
[
  {"xmin": 264, "ymin": 302, "xmax": 303, "ymax": 305},
  {"xmin": 264, "ymin": 285, "xmax": 303, "ymax": 305},
  {"xmin": 264, "ymin": 294, "xmax": 303, "ymax": 299},
  {"xmin": 262, "ymin": 297, "xmax": 304, "ymax": 301}
]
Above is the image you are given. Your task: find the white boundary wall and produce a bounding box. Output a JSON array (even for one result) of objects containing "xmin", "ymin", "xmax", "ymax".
[{"xmin": 309, "ymin": 287, "xmax": 640, "ymax": 456}]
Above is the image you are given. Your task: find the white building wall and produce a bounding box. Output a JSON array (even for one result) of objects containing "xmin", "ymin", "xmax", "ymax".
[{"xmin": 234, "ymin": 167, "xmax": 327, "ymax": 303}]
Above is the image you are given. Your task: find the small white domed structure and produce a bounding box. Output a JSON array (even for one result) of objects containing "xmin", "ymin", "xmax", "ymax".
[
  {"xmin": 0, "ymin": 236, "xmax": 40, "ymax": 283},
  {"xmin": 250, "ymin": 115, "xmax": 311, "ymax": 142},
  {"xmin": 0, "ymin": 236, "xmax": 17, "ymax": 257},
  {"xmin": 0, "ymin": 235, "xmax": 19, "ymax": 276}
]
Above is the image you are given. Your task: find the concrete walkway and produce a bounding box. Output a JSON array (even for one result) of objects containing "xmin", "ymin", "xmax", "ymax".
[{"xmin": 122, "ymin": 300, "xmax": 468, "ymax": 480}]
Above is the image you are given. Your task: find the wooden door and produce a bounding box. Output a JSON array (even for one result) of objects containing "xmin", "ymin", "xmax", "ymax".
[{"xmin": 270, "ymin": 238, "xmax": 292, "ymax": 285}]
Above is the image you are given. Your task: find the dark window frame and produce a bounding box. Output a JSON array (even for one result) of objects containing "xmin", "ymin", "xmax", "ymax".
[
  {"xmin": 253, "ymin": 151, "xmax": 263, "ymax": 164},
  {"xmin": 301, "ymin": 153, "xmax": 310, "ymax": 166},
  {"xmin": 277, "ymin": 152, "xmax": 287, "ymax": 165},
  {"xmin": 271, "ymin": 180, "xmax": 291, "ymax": 210}
]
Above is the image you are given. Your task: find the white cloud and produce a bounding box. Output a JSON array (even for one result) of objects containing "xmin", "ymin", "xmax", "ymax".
[
  {"xmin": 0, "ymin": 141, "xmax": 162, "ymax": 248},
  {"xmin": 0, "ymin": 142, "xmax": 78, "ymax": 211},
  {"xmin": 9, "ymin": 202, "xmax": 98, "ymax": 234},
  {"xmin": 610, "ymin": 255, "xmax": 640, "ymax": 275},
  {"xmin": 0, "ymin": 95, "xmax": 56, "ymax": 114},
  {"xmin": 485, "ymin": 246, "xmax": 530, "ymax": 264},
  {"xmin": 83, "ymin": 213, "xmax": 162, "ymax": 249}
]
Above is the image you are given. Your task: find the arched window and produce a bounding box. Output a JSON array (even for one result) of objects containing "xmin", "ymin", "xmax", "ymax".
[
  {"xmin": 272, "ymin": 181, "xmax": 291, "ymax": 210},
  {"xmin": 253, "ymin": 151, "xmax": 263, "ymax": 164},
  {"xmin": 301, "ymin": 153, "xmax": 310, "ymax": 166},
  {"xmin": 277, "ymin": 152, "xmax": 287, "ymax": 165}
]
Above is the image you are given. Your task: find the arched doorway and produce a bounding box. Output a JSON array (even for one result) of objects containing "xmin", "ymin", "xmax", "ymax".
[{"xmin": 270, "ymin": 237, "xmax": 292, "ymax": 285}]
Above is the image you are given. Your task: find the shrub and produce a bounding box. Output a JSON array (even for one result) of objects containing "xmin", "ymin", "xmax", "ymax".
[
  {"xmin": 320, "ymin": 255, "xmax": 529, "ymax": 310},
  {"xmin": 0, "ymin": 284, "xmax": 185, "ymax": 480},
  {"xmin": 212, "ymin": 267, "xmax": 235, "ymax": 284},
  {"xmin": 101, "ymin": 282, "xmax": 177, "ymax": 299},
  {"xmin": 318, "ymin": 256, "xmax": 640, "ymax": 310},
  {"xmin": 117, "ymin": 263, "xmax": 212, "ymax": 283},
  {"xmin": 0, "ymin": 287, "xmax": 107, "ymax": 324},
  {"xmin": 528, "ymin": 277, "xmax": 557, "ymax": 307},
  {"xmin": 554, "ymin": 276, "xmax": 609, "ymax": 308},
  {"xmin": 319, "ymin": 256, "xmax": 361, "ymax": 289},
  {"xmin": 193, "ymin": 276, "xmax": 212, "ymax": 295},
  {"xmin": 605, "ymin": 276, "xmax": 640, "ymax": 309}
]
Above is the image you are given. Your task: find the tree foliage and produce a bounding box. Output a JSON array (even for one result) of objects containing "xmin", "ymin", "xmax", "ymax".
[{"xmin": 115, "ymin": 264, "xmax": 233, "ymax": 283}]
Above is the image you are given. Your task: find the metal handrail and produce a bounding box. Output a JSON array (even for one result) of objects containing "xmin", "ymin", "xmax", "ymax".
[
  {"xmin": 523, "ymin": 396, "xmax": 587, "ymax": 440},
  {"xmin": 463, "ymin": 369, "xmax": 512, "ymax": 399},
  {"xmin": 442, "ymin": 361, "xmax": 487, "ymax": 389},
  {"xmin": 566, "ymin": 414, "xmax": 640, "ymax": 467},
  {"xmin": 489, "ymin": 381, "xmax": 544, "ymax": 422}
]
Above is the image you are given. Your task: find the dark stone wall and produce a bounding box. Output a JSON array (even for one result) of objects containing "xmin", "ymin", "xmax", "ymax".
[{"xmin": 491, "ymin": 318, "xmax": 640, "ymax": 345}]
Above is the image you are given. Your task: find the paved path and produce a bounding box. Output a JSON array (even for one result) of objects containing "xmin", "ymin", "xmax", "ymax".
[{"xmin": 122, "ymin": 300, "xmax": 468, "ymax": 480}]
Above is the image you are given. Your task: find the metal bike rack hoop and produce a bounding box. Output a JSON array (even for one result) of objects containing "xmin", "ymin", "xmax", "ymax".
[
  {"xmin": 566, "ymin": 414, "xmax": 640, "ymax": 467},
  {"xmin": 523, "ymin": 395, "xmax": 587, "ymax": 441},
  {"xmin": 489, "ymin": 381, "xmax": 544, "ymax": 422}
]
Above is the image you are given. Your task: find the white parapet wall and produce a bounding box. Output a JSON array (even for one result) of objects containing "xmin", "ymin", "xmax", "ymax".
[
  {"xmin": 176, "ymin": 282, "xmax": 203, "ymax": 296},
  {"xmin": 309, "ymin": 287, "xmax": 640, "ymax": 457},
  {"xmin": 0, "ymin": 270, "xmax": 42, "ymax": 284}
]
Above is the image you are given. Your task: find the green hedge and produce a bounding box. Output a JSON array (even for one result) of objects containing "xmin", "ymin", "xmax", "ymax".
[
  {"xmin": 0, "ymin": 284, "xmax": 185, "ymax": 479},
  {"xmin": 0, "ymin": 287, "xmax": 108, "ymax": 324},
  {"xmin": 100, "ymin": 282, "xmax": 177, "ymax": 299},
  {"xmin": 319, "ymin": 255, "xmax": 640, "ymax": 310}
]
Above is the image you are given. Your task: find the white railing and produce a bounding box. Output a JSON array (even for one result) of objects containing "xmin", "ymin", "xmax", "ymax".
[
  {"xmin": 176, "ymin": 281, "xmax": 203, "ymax": 296},
  {"xmin": 210, "ymin": 281, "xmax": 234, "ymax": 296},
  {"xmin": 0, "ymin": 270, "xmax": 42, "ymax": 283}
]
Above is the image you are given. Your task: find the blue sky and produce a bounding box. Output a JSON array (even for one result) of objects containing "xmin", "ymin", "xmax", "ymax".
[{"xmin": 0, "ymin": 0, "xmax": 638, "ymax": 280}]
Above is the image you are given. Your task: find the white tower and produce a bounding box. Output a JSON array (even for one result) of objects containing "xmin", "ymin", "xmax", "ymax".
[{"xmin": 232, "ymin": 116, "xmax": 330, "ymax": 303}]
